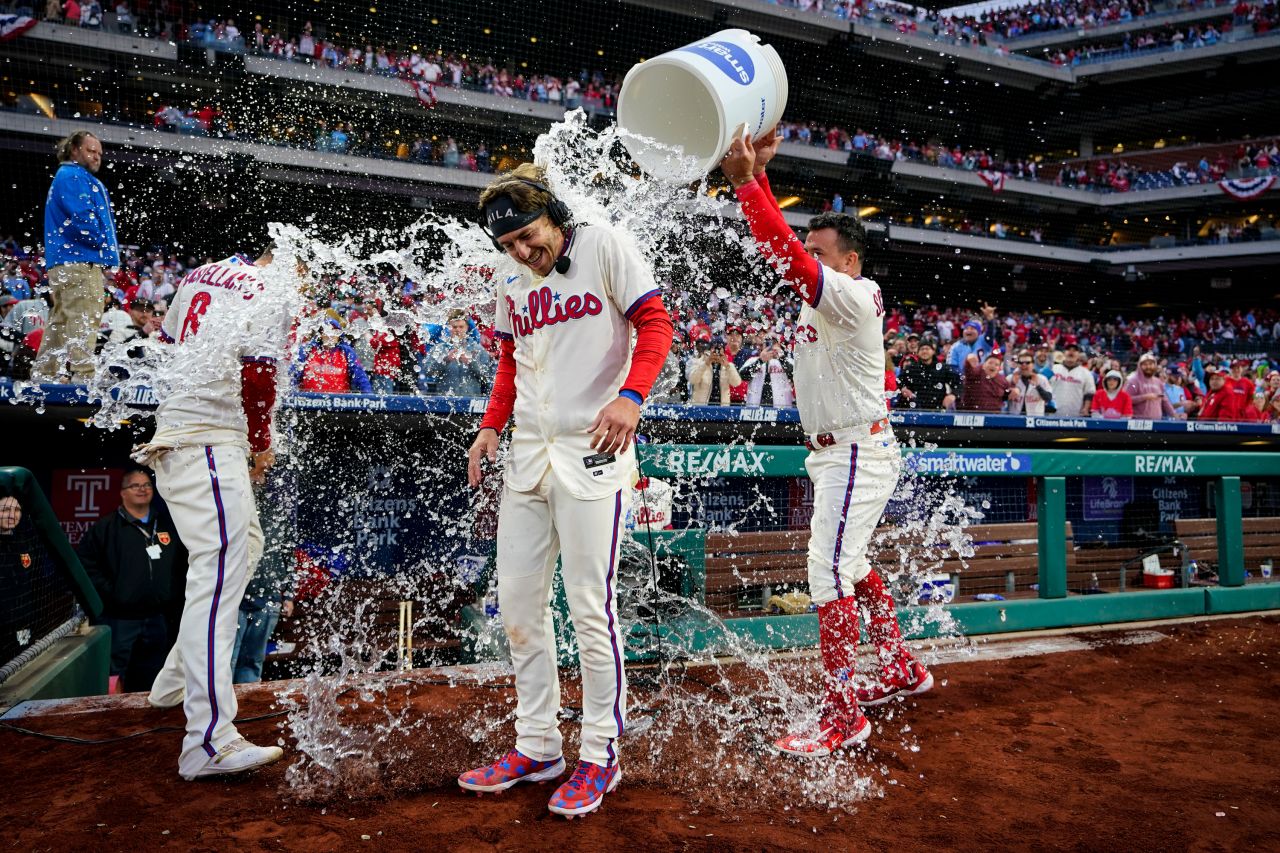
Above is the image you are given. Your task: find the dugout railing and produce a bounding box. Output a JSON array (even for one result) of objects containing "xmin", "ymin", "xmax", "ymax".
[
  {"xmin": 632, "ymin": 446, "xmax": 1280, "ymax": 653},
  {"xmin": 0, "ymin": 468, "xmax": 110, "ymax": 707}
]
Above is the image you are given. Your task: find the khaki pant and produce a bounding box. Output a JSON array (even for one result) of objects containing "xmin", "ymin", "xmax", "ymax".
[{"xmin": 32, "ymin": 263, "xmax": 106, "ymax": 381}]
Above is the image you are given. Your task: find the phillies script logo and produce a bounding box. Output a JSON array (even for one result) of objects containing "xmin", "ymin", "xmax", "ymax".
[
  {"xmin": 635, "ymin": 506, "xmax": 667, "ymax": 526},
  {"xmin": 507, "ymin": 286, "xmax": 603, "ymax": 338}
]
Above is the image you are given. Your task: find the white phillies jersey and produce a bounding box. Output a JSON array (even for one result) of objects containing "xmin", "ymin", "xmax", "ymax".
[
  {"xmin": 154, "ymin": 256, "xmax": 287, "ymax": 445},
  {"xmin": 626, "ymin": 476, "xmax": 674, "ymax": 534},
  {"xmin": 792, "ymin": 267, "xmax": 888, "ymax": 435},
  {"xmin": 495, "ymin": 225, "xmax": 659, "ymax": 500}
]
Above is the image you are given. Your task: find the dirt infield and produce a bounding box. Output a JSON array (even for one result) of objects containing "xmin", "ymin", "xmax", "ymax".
[{"xmin": 2, "ymin": 615, "xmax": 1279, "ymax": 852}]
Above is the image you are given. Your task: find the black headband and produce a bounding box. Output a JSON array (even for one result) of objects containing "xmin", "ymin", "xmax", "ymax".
[{"xmin": 483, "ymin": 195, "xmax": 547, "ymax": 239}]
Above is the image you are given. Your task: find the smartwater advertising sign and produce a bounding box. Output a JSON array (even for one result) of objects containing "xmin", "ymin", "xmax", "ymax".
[{"xmin": 904, "ymin": 452, "xmax": 1033, "ymax": 476}]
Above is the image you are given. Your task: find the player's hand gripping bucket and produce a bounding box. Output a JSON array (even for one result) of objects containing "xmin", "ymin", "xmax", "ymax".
[{"xmin": 617, "ymin": 29, "xmax": 788, "ymax": 181}]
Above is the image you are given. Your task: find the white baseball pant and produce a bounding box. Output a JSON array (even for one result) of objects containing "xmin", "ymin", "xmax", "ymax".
[
  {"xmin": 495, "ymin": 465, "xmax": 628, "ymax": 768},
  {"xmin": 805, "ymin": 433, "xmax": 901, "ymax": 605},
  {"xmin": 148, "ymin": 444, "xmax": 263, "ymax": 777}
]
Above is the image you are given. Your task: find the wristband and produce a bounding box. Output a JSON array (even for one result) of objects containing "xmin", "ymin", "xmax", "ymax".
[{"xmin": 618, "ymin": 389, "xmax": 643, "ymax": 406}]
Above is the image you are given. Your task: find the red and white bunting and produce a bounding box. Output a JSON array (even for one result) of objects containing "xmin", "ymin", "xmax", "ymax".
[
  {"xmin": 977, "ymin": 170, "xmax": 1006, "ymax": 193},
  {"xmin": 407, "ymin": 79, "xmax": 437, "ymax": 109},
  {"xmin": 0, "ymin": 14, "xmax": 37, "ymax": 41},
  {"xmin": 1218, "ymin": 176, "xmax": 1276, "ymax": 201}
]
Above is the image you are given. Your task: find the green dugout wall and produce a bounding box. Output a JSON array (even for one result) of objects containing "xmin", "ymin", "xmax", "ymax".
[
  {"xmin": 627, "ymin": 447, "xmax": 1280, "ymax": 653},
  {"xmin": 0, "ymin": 468, "xmax": 110, "ymax": 707}
]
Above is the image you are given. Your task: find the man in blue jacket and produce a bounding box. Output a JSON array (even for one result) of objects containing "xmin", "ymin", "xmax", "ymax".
[
  {"xmin": 946, "ymin": 303, "xmax": 998, "ymax": 373},
  {"xmin": 34, "ymin": 130, "xmax": 119, "ymax": 383},
  {"xmin": 424, "ymin": 310, "xmax": 493, "ymax": 396}
]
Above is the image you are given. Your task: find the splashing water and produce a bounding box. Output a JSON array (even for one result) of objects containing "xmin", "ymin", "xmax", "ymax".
[{"xmin": 72, "ymin": 111, "xmax": 979, "ymax": 812}]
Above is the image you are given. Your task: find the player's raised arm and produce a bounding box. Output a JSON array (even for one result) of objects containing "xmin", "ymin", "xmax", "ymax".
[
  {"xmin": 726, "ymin": 131, "xmax": 882, "ymax": 330},
  {"xmin": 721, "ymin": 130, "xmax": 822, "ymax": 306}
]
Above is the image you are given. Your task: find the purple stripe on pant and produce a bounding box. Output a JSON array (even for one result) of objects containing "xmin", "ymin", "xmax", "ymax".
[
  {"xmin": 202, "ymin": 447, "xmax": 229, "ymax": 757},
  {"xmin": 830, "ymin": 443, "xmax": 859, "ymax": 599},
  {"xmin": 603, "ymin": 490, "xmax": 625, "ymax": 767}
]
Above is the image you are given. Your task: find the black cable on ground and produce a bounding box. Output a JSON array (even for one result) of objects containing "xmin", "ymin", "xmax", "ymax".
[
  {"xmin": 0, "ymin": 709, "xmax": 288, "ymax": 745},
  {"xmin": 629, "ymin": 436, "xmax": 672, "ymax": 693}
]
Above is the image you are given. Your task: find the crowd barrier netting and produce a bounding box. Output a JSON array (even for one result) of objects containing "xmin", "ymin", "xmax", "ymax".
[{"xmin": 0, "ymin": 468, "xmax": 103, "ymax": 687}]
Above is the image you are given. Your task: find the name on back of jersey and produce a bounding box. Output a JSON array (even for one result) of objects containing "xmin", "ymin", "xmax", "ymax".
[{"xmin": 184, "ymin": 262, "xmax": 265, "ymax": 298}]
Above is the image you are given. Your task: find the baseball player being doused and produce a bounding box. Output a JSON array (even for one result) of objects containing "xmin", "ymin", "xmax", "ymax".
[
  {"xmin": 722, "ymin": 129, "xmax": 934, "ymax": 757},
  {"xmin": 135, "ymin": 244, "xmax": 293, "ymax": 779},
  {"xmin": 458, "ymin": 164, "xmax": 673, "ymax": 817}
]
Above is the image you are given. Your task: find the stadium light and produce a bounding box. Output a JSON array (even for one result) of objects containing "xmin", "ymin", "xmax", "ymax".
[
  {"xmin": 776, "ymin": 196, "xmax": 801, "ymax": 209},
  {"xmin": 27, "ymin": 93, "xmax": 54, "ymax": 119}
]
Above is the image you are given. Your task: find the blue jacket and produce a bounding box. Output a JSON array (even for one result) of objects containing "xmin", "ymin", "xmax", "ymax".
[
  {"xmin": 44, "ymin": 163, "xmax": 119, "ymax": 269},
  {"xmin": 947, "ymin": 320, "xmax": 997, "ymax": 372},
  {"xmin": 424, "ymin": 337, "xmax": 493, "ymax": 396}
]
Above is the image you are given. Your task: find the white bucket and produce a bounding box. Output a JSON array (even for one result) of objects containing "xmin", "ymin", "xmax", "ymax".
[{"xmin": 617, "ymin": 28, "xmax": 789, "ymax": 181}]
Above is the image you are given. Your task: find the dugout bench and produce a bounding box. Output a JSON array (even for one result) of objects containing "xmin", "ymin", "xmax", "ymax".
[{"xmin": 700, "ymin": 520, "xmax": 1194, "ymax": 616}]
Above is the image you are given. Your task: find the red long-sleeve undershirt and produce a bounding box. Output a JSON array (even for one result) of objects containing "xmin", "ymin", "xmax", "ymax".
[
  {"xmin": 479, "ymin": 338, "xmax": 517, "ymax": 432},
  {"xmin": 478, "ymin": 293, "xmax": 673, "ymax": 433},
  {"xmin": 737, "ymin": 174, "xmax": 822, "ymax": 307},
  {"xmin": 620, "ymin": 294, "xmax": 674, "ymax": 399},
  {"xmin": 240, "ymin": 359, "xmax": 278, "ymax": 453}
]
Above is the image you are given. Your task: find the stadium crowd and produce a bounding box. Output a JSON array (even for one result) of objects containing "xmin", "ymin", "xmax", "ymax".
[
  {"xmin": 0, "ymin": 243, "xmax": 502, "ymax": 396},
  {"xmin": 36, "ymin": 1, "xmax": 624, "ymax": 116},
  {"xmin": 6, "ymin": 237, "xmax": 1278, "ymax": 422},
  {"xmin": 1044, "ymin": 4, "xmax": 1280, "ymax": 64},
  {"xmin": 650, "ymin": 291, "xmax": 1280, "ymax": 421},
  {"xmin": 23, "ymin": 1, "xmax": 1280, "ymax": 197},
  {"xmin": 768, "ymin": 0, "xmax": 1249, "ymax": 47},
  {"xmin": 779, "ymin": 119, "xmax": 1280, "ymax": 195}
]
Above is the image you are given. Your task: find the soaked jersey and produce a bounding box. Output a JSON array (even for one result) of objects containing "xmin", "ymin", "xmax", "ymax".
[
  {"xmin": 793, "ymin": 268, "xmax": 889, "ymax": 435},
  {"xmin": 494, "ymin": 225, "xmax": 659, "ymax": 500},
  {"xmin": 154, "ymin": 256, "xmax": 288, "ymax": 445}
]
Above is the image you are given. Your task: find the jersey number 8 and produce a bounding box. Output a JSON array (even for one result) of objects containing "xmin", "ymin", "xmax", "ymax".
[{"xmin": 180, "ymin": 290, "xmax": 212, "ymax": 342}]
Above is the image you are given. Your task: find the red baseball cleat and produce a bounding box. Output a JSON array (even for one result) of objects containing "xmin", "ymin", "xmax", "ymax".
[
  {"xmin": 857, "ymin": 659, "xmax": 934, "ymax": 706},
  {"xmin": 774, "ymin": 710, "xmax": 872, "ymax": 757},
  {"xmin": 457, "ymin": 749, "xmax": 566, "ymax": 793},
  {"xmin": 547, "ymin": 760, "xmax": 621, "ymax": 817}
]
